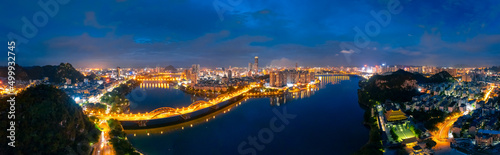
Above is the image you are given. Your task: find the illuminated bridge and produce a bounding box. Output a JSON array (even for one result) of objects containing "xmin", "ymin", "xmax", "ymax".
[
  {"xmin": 136, "ymin": 77, "xmax": 180, "ymax": 81},
  {"xmin": 93, "ymin": 84, "xmax": 257, "ymax": 122},
  {"xmin": 140, "ymin": 82, "xmax": 172, "ymax": 89}
]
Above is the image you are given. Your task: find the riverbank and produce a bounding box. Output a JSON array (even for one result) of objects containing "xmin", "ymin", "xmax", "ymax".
[
  {"xmin": 354, "ymin": 88, "xmax": 384, "ymax": 155},
  {"xmin": 100, "ymin": 80, "xmax": 141, "ymax": 113},
  {"xmin": 97, "ymin": 80, "xmax": 142, "ymax": 154}
]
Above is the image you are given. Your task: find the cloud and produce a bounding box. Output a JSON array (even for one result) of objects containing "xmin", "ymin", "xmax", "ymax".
[
  {"xmin": 2, "ymin": 0, "xmax": 500, "ymax": 67},
  {"xmin": 340, "ymin": 49, "xmax": 354, "ymax": 54},
  {"xmin": 269, "ymin": 58, "xmax": 297, "ymax": 68},
  {"xmin": 83, "ymin": 11, "xmax": 116, "ymax": 33},
  {"xmin": 84, "ymin": 12, "xmax": 105, "ymax": 28}
]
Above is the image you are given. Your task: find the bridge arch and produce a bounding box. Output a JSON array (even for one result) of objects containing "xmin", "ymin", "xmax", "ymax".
[
  {"xmin": 188, "ymin": 100, "xmax": 209, "ymax": 111},
  {"xmin": 149, "ymin": 107, "xmax": 179, "ymax": 119}
]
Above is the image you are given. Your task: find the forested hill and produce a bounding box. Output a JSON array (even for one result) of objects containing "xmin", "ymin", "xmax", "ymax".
[
  {"xmin": 0, "ymin": 84, "xmax": 100, "ymax": 154},
  {"xmin": 0, "ymin": 63, "xmax": 84, "ymax": 83},
  {"xmin": 359, "ymin": 70, "xmax": 454, "ymax": 102}
]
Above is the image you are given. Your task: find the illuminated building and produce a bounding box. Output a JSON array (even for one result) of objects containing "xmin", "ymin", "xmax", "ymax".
[
  {"xmin": 254, "ymin": 56, "xmax": 258, "ymax": 73},
  {"xmin": 385, "ymin": 109, "xmax": 407, "ymax": 122},
  {"xmin": 270, "ymin": 72, "xmax": 276, "ymax": 87},
  {"xmin": 190, "ymin": 64, "xmax": 199, "ymax": 84},
  {"xmin": 384, "ymin": 108, "xmax": 417, "ymax": 145},
  {"xmin": 462, "ymin": 74, "xmax": 472, "ymax": 82},
  {"xmin": 117, "ymin": 66, "xmax": 121, "ymax": 80},
  {"xmin": 269, "ymin": 69, "xmax": 315, "ymax": 87},
  {"xmin": 247, "ymin": 62, "xmax": 253, "ymax": 76}
]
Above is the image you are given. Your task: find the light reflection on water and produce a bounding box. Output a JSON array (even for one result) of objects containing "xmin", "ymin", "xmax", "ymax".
[
  {"xmin": 126, "ymin": 75, "xmax": 351, "ymax": 135},
  {"xmin": 126, "ymin": 75, "xmax": 366, "ymax": 155}
]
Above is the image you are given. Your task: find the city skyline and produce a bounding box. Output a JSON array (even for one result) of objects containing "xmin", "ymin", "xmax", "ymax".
[
  {"xmin": 2, "ymin": 0, "xmax": 500, "ymax": 68},
  {"xmin": 3, "ymin": 1, "xmax": 500, "ymax": 154}
]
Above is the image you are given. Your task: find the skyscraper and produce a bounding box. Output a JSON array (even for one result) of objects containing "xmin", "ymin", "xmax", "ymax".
[
  {"xmin": 117, "ymin": 66, "xmax": 121, "ymax": 80},
  {"xmin": 270, "ymin": 71, "xmax": 276, "ymax": 87},
  {"xmin": 254, "ymin": 56, "xmax": 259, "ymax": 73},
  {"xmin": 248, "ymin": 62, "xmax": 252, "ymax": 72},
  {"xmin": 190, "ymin": 64, "xmax": 199, "ymax": 84}
]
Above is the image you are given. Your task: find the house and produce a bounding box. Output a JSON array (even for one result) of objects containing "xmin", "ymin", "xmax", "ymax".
[
  {"xmin": 469, "ymin": 121, "xmax": 478, "ymax": 135},
  {"xmin": 475, "ymin": 133, "xmax": 493, "ymax": 147}
]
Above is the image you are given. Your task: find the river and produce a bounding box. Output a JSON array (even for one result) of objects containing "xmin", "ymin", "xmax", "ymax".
[{"xmin": 125, "ymin": 75, "xmax": 369, "ymax": 155}]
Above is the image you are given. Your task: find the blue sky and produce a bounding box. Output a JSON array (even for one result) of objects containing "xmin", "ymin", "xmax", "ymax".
[{"xmin": 1, "ymin": 0, "xmax": 499, "ymax": 68}]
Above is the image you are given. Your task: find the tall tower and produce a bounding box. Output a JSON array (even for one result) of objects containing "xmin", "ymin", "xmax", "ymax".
[
  {"xmin": 254, "ymin": 56, "xmax": 259, "ymax": 73},
  {"xmin": 117, "ymin": 67, "xmax": 121, "ymax": 80},
  {"xmin": 270, "ymin": 71, "xmax": 276, "ymax": 87},
  {"xmin": 191, "ymin": 64, "xmax": 199, "ymax": 84},
  {"xmin": 248, "ymin": 62, "xmax": 252, "ymax": 72}
]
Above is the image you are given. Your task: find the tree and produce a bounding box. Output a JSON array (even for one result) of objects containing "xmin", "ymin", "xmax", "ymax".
[
  {"xmin": 0, "ymin": 84, "xmax": 100, "ymax": 154},
  {"xmin": 107, "ymin": 119, "xmax": 139, "ymax": 155},
  {"xmin": 425, "ymin": 139, "xmax": 437, "ymax": 149},
  {"xmin": 396, "ymin": 146, "xmax": 410, "ymax": 155},
  {"xmin": 390, "ymin": 127, "xmax": 399, "ymax": 142}
]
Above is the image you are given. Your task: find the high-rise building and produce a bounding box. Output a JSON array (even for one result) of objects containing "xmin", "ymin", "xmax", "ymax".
[
  {"xmin": 228, "ymin": 70, "xmax": 232, "ymax": 79},
  {"xmin": 270, "ymin": 71, "xmax": 276, "ymax": 87},
  {"xmin": 248, "ymin": 62, "xmax": 253, "ymax": 77},
  {"xmin": 190, "ymin": 64, "xmax": 200, "ymax": 84},
  {"xmin": 269, "ymin": 69, "xmax": 314, "ymax": 87},
  {"xmin": 462, "ymin": 74, "xmax": 472, "ymax": 82},
  {"xmin": 182, "ymin": 69, "xmax": 190, "ymax": 80},
  {"xmin": 254, "ymin": 56, "xmax": 259, "ymax": 73},
  {"xmin": 117, "ymin": 67, "xmax": 121, "ymax": 80}
]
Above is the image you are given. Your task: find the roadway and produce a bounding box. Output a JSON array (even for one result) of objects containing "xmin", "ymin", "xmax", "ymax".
[
  {"xmin": 92, "ymin": 120, "xmax": 114, "ymax": 155},
  {"xmin": 434, "ymin": 114, "xmax": 461, "ymax": 141},
  {"xmin": 483, "ymin": 85, "xmax": 496, "ymax": 101}
]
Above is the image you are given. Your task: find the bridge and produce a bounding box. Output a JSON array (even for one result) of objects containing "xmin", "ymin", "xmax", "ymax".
[
  {"xmin": 140, "ymin": 82, "xmax": 172, "ymax": 89},
  {"xmin": 136, "ymin": 77, "xmax": 180, "ymax": 81},
  {"xmin": 92, "ymin": 84, "xmax": 257, "ymax": 121}
]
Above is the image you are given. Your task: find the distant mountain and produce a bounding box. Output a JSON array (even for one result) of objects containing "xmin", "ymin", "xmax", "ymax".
[
  {"xmin": 164, "ymin": 65, "xmax": 177, "ymax": 73},
  {"xmin": 487, "ymin": 66, "xmax": 500, "ymax": 72},
  {"xmin": 0, "ymin": 64, "xmax": 29, "ymax": 81},
  {"xmin": 428, "ymin": 71, "xmax": 454, "ymax": 83},
  {"xmin": 390, "ymin": 70, "xmax": 453, "ymax": 84},
  {"xmin": 0, "ymin": 84, "xmax": 100, "ymax": 154},
  {"xmin": 56, "ymin": 63, "xmax": 85, "ymax": 83},
  {"xmin": 0, "ymin": 63, "xmax": 84, "ymax": 83}
]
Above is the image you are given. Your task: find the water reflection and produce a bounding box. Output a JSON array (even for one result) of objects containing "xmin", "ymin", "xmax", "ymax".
[
  {"xmin": 126, "ymin": 75, "xmax": 351, "ymax": 135},
  {"xmin": 317, "ymin": 75, "xmax": 350, "ymax": 87},
  {"xmin": 127, "ymin": 82, "xmax": 204, "ymax": 113},
  {"xmin": 125, "ymin": 97, "xmax": 247, "ymax": 136},
  {"xmin": 140, "ymin": 82, "xmax": 176, "ymax": 89},
  {"xmin": 127, "ymin": 76, "xmax": 368, "ymax": 155}
]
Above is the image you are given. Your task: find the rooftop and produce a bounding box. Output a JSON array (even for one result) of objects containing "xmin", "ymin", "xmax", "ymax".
[{"xmin": 385, "ymin": 109, "xmax": 408, "ymax": 122}]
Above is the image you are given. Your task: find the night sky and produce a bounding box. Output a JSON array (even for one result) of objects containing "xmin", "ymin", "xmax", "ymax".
[{"xmin": 2, "ymin": 0, "xmax": 499, "ymax": 68}]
